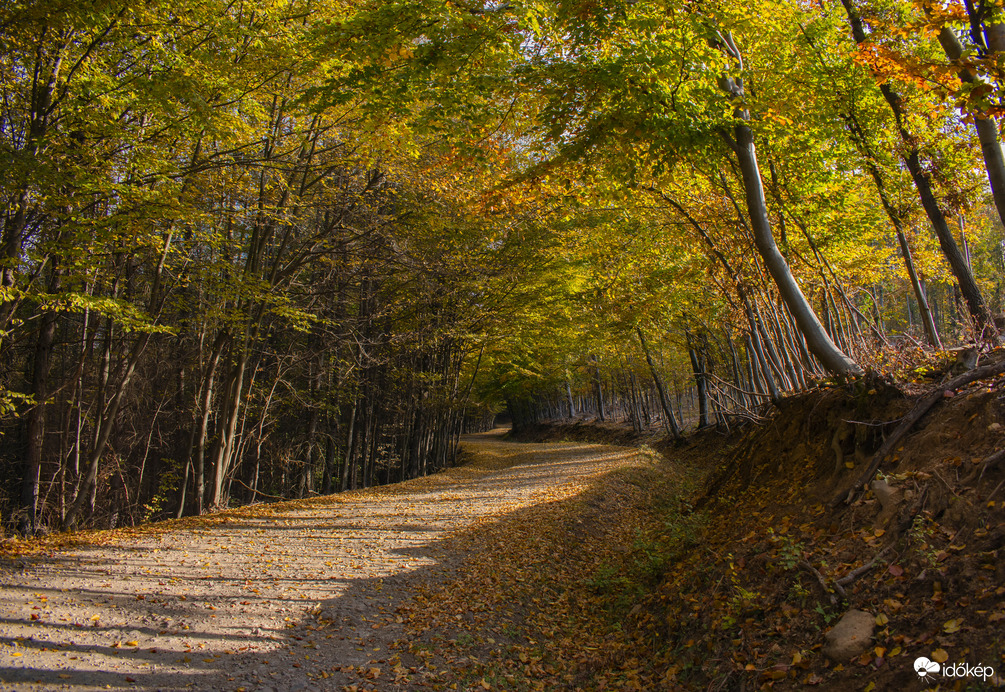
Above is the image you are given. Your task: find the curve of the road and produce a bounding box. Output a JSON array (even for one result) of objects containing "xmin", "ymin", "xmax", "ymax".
[{"xmin": 0, "ymin": 430, "xmax": 643, "ymax": 691}]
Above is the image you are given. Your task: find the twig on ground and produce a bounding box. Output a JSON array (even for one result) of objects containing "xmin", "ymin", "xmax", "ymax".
[
  {"xmin": 799, "ymin": 559, "xmax": 842, "ymax": 604},
  {"xmin": 978, "ymin": 448, "xmax": 1005, "ymax": 483},
  {"xmin": 932, "ymin": 469, "xmax": 960, "ymax": 498},
  {"xmin": 985, "ymin": 478, "xmax": 1005, "ymax": 505},
  {"xmin": 836, "ymin": 546, "xmax": 894, "ymax": 588}
]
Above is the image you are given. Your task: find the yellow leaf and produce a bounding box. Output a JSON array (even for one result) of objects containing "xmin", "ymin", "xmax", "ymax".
[
  {"xmin": 125, "ymin": 640, "xmax": 139, "ymax": 647},
  {"xmin": 875, "ymin": 613, "xmax": 889, "ymax": 626},
  {"xmin": 943, "ymin": 619, "xmax": 962, "ymax": 633},
  {"xmin": 932, "ymin": 648, "xmax": 949, "ymax": 663},
  {"xmin": 11, "ymin": 652, "xmax": 22, "ymax": 657},
  {"xmin": 89, "ymin": 614, "xmax": 100, "ymax": 621}
]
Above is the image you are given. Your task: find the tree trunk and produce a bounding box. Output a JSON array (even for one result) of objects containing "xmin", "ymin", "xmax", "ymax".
[
  {"xmin": 712, "ymin": 33, "xmax": 862, "ymax": 376},
  {"xmin": 209, "ymin": 347, "xmax": 248, "ymax": 509},
  {"xmin": 937, "ymin": 25, "xmax": 1005, "ymax": 230},
  {"xmin": 592, "ymin": 356, "xmax": 606, "ymax": 422},
  {"xmin": 841, "ymin": 0, "xmax": 996, "ymax": 339},
  {"xmin": 731, "ymin": 120, "xmax": 863, "ymax": 375},
  {"xmin": 20, "ymin": 267, "xmax": 61, "ymax": 533},
  {"xmin": 637, "ymin": 328, "xmax": 683, "ymax": 438},
  {"xmin": 841, "ymin": 106, "xmax": 943, "ymax": 348},
  {"xmin": 62, "ymin": 331, "xmax": 151, "ymax": 530},
  {"xmin": 193, "ymin": 331, "xmax": 228, "ymax": 515},
  {"xmin": 687, "ymin": 331, "xmax": 710, "ymax": 429}
]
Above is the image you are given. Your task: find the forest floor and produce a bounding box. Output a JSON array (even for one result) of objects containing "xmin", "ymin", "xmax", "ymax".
[{"xmin": 4, "ymin": 352, "xmax": 1005, "ymax": 692}]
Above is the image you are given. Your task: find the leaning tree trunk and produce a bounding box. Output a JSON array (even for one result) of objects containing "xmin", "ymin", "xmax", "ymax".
[
  {"xmin": 713, "ymin": 33, "xmax": 863, "ymax": 376},
  {"xmin": 731, "ymin": 122, "xmax": 863, "ymax": 376},
  {"xmin": 937, "ymin": 26, "xmax": 1005, "ymax": 230},
  {"xmin": 637, "ymin": 328, "xmax": 683, "ymax": 438},
  {"xmin": 841, "ymin": 0, "xmax": 996, "ymax": 340},
  {"xmin": 62, "ymin": 332, "xmax": 151, "ymax": 530},
  {"xmin": 843, "ymin": 109, "xmax": 942, "ymax": 349}
]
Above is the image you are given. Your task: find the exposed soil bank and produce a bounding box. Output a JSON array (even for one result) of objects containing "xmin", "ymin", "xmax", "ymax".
[{"xmin": 489, "ymin": 361, "xmax": 1005, "ymax": 690}]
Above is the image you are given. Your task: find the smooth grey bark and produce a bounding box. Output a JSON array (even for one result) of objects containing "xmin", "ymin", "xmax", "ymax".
[
  {"xmin": 841, "ymin": 0, "xmax": 996, "ymax": 339},
  {"xmin": 209, "ymin": 347, "xmax": 248, "ymax": 509},
  {"xmin": 564, "ymin": 377, "xmax": 576, "ymax": 418},
  {"xmin": 730, "ymin": 126, "xmax": 862, "ymax": 376},
  {"xmin": 937, "ymin": 26, "xmax": 1005, "ymax": 230},
  {"xmin": 713, "ymin": 32, "xmax": 863, "ymax": 376}
]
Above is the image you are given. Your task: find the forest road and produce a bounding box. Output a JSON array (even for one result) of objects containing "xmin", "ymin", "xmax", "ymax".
[{"xmin": 0, "ymin": 429, "xmax": 642, "ymax": 691}]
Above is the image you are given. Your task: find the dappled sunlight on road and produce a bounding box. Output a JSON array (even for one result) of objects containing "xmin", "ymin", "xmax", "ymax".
[{"xmin": 0, "ymin": 432, "xmax": 645, "ymax": 691}]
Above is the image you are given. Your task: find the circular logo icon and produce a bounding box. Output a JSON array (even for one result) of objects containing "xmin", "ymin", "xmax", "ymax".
[{"xmin": 914, "ymin": 656, "xmax": 940, "ymax": 677}]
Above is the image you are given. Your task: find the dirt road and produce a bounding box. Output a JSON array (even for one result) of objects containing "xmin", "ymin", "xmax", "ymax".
[{"xmin": 0, "ymin": 431, "xmax": 641, "ymax": 691}]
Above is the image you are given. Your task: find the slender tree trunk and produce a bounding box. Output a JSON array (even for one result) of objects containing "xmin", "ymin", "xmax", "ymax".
[
  {"xmin": 841, "ymin": 0, "xmax": 996, "ymax": 339},
  {"xmin": 637, "ymin": 328, "xmax": 682, "ymax": 438},
  {"xmin": 592, "ymin": 356, "xmax": 606, "ymax": 422},
  {"xmin": 565, "ymin": 378, "xmax": 576, "ymax": 418},
  {"xmin": 20, "ymin": 267, "xmax": 61, "ymax": 533},
  {"xmin": 841, "ymin": 110, "xmax": 943, "ymax": 348},
  {"xmin": 63, "ymin": 331, "xmax": 151, "ymax": 530},
  {"xmin": 341, "ymin": 399, "xmax": 357, "ymax": 492},
  {"xmin": 937, "ymin": 25, "xmax": 1005, "ymax": 230},
  {"xmin": 194, "ymin": 331, "xmax": 228, "ymax": 515},
  {"xmin": 210, "ymin": 348, "xmax": 248, "ymax": 509},
  {"xmin": 713, "ymin": 38, "xmax": 862, "ymax": 375},
  {"xmin": 687, "ymin": 331, "xmax": 710, "ymax": 429}
]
